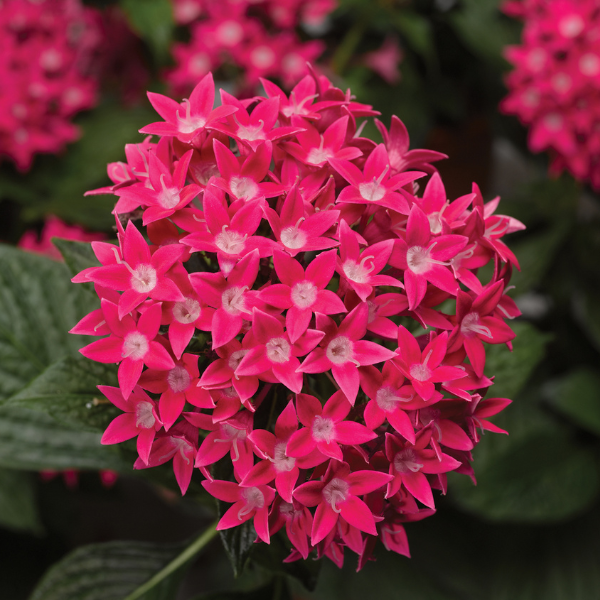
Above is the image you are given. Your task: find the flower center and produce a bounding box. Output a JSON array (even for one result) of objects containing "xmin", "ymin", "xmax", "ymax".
[
  {"xmin": 559, "ymin": 14, "xmax": 584, "ymax": 38},
  {"xmin": 406, "ymin": 246, "xmax": 431, "ymax": 275},
  {"xmin": 358, "ymin": 180, "xmax": 386, "ymax": 202},
  {"xmin": 326, "ymin": 336, "xmax": 354, "ymax": 365},
  {"xmin": 158, "ymin": 174, "xmax": 182, "ymax": 208},
  {"xmin": 343, "ymin": 255, "xmax": 375, "ymax": 284},
  {"xmin": 273, "ymin": 441, "xmax": 295, "ymax": 472},
  {"xmin": 322, "ymin": 477, "xmax": 349, "ymax": 513},
  {"xmin": 460, "ymin": 312, "xmax": 492, "ymax": 339},
  {"xmin": 167, "ymin": 366, "xmax": 191, "ymax": 393},
  {"xmin": 266, "ymin": 337, "xmax": 291, "ymax": 364},
  {"xmin": 409, "ymin": 363, "xmax": 431, "ymax": 382},
  {"xmin": 173, "ymin": 297, "xmax": 201, "ymax": 324},
  {"xmin": 130, "ymin": 264, "xmax": 157, "ymax": 294},
  {"xmin": 177, "ymin": 99, "xmax": 207, "ymax": 135},
  {"xmin": 215, "ymin": 226, "xmax": 247, "ymax": 255},
  {"xmin": 216, "ymin": 20, "xmax": 244, "ymax": 47},
  {"xmin": 233, "ymin": 114, "xmax": 266, "ymax": 142},
  {"xmin": 229, "ymin": 176, "xmax": 259, "ymax": 201},
  {"xmin": 135, "ymin": 401, "xmax": 156, "ymax": 429},
  {"xmin": 238, "ymin": 486, "xmax": 265, "ymax": 519},
  {"xmin": 228, "ymin": 349, "xmax": 249, "ymax": 371},
  {"xmin": 221, "ymin": 286, "xmax": 248, "ymax": 316},
  {"xmin": 250, "ymin": 45, "xmax": 275, "ymax": 69},
  {"xmin": 394, "ymin": 448, "xmax": 424, "ymax": 474},
  {"xmin": 280, "ymin": 219, "xmax": 307, "ymax": 249},
  {"xmin": 376, "ymin": 386, "xmax": 412, "ymax": 412},
  {"xmin": 122, "ymin": 332, "xmax": 149, "ymax": 360},
  {"xmin": 306, "ymin": 136, "xmax": 333, "ymax": 166},
  {"xmin": 291, "ymin": 280, "xmax": 317, "ymax": 308},
  {"xmin": 312, "ymin": 415, "xmax": 335, "ymax": 443}
]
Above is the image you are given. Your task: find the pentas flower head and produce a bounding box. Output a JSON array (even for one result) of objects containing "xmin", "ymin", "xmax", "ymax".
[
  {"xmin": 71, "ymin": 71, "xmax": 522, "ymax": 570},
  {"xmin": 501, "ymin": 0, "xmax": 600, "ymax": 189}
]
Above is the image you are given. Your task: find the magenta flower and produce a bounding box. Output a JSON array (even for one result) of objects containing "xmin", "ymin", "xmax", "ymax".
[
  {"xmin": 87, "ymin": 220, "xmax": 185, "ymax": 319},
  {"xmin": 390, "ymin": 204, "xmax": 468, "ymax": 310},
  {"xmin": 140, "ymin": 72, "xmax": 238, "ymax": 142},
  {"xmin": 138, "ymin": 352, "xmax": 208, "ymax": 431},
  {"xmin": 260, "ymin": 250, "xmax": 346, "ymax": 343},
  {"xmin": 282, "ymin": 116, "xmax": 362, "ymax": 168},
  {"xmin": 203, "ymin": 478, "xmax": 276, "ymax": 543},
  {"xmin": 294, "ymin": 460, "xmax": 392, "ymax": 545},
  {"xmin": 465, "ymin": 395, "xmax": 512, "ymax": 443},
  {"xmin": 235, "ymin": 308, "xmax": 323, "ymax": 394},
  {"xmin": 385, "ymin": 431, "xmax": 461, "ymax": 508},
  {"xmin": 182, "ymin": 189, "xmax": 276, "ymax": 275},
  {"xmin": 331, "ymin": 144, "xmax": 424, "ymax": 213},
  {"xmin": 268, "ymin": 497, "xmax": 314, "ymax": 559},
  {"xmin": 80, "ymin": 300, "xmax": 174, "ymax": 398},
  {"xmin": 99, "ymin": 385, "xmax": 162, "ymax": 465},
  {"xmin": 264, "ymin": 184, "xmax": 340, "ymax": 257},
  {"xmin": 298, "ymin": 303, "xmax": 396, "ymax": 404},
  {"xmin": 287, "ymin": 391, "xmax": 377, "ymax": 461},
  {"xmin": 394, "ymin": 327, "xmax": 465, "ymax": 401},
  {"xmin": 134, "ymin": 422, "xmax": 197, "ymax": 494},
  {"xmin": 211, "ymin": 139, "xmax": 286, "ymax": 207},
  {"xmin": 336, "ymin": 220, "xmax": 402, "ymax": 301}
]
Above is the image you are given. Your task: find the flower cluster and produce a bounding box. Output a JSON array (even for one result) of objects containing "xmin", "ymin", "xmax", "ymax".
[
  {"xmin": 167, "ymin": 0, "xmax": 334, "ymax": 94},
  {"xmin": 0, "ymin": 0, "xmax": 103, "ymax": 171},
  {"xmin": 501, "ymin": 0, "xmax": 600, "ymax": 189},
  {"xmin": 71, "ymin": 71, "xmax": 522, "ymax": 568}
]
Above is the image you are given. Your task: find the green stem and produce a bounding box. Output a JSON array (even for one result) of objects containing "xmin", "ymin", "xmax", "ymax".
[{"xmin": 123, "ymin": 520, "xmax": 219, "ymax": 600}]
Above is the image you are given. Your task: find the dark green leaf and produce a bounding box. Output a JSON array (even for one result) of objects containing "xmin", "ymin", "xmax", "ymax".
[
  {"xmin": 543, "ymin": 367, "xmax": 600, "ymax": 436},
  {"xmin": 7, "ymin": 356, "xmax": 119, "ymax": 433},
  {"xmin": 219, "ymin": 520, "xmax": 256, "ymax": 579},
  {"xmin": 573, "ymin": 289, "xmax": 600, "ymax": 352},
  {"xmin": 29, "ymin": 539, "xmax": 186, "ymax": 600},
  {"xmin": 53, "ymin": 238, "xmax": 102, "ymax": 294},
  {"xmin": 0, "ymin": 406, "xmax": 128, "ymax": 471},
  {"xmin": 484, "ymin": 321, "xmax": 550, "ymax": 399},
  {"xmin": 392, "ymin": 11, "xmax": 435, "ymax": 65},
  {"xmin": 0, "ymin": 245, "xmax": 98, "ymax": 403},
  {"xmin": 121, "ymin": 0, "xmax": 174, "ymax": 63},
  {"xmin": 252, "ymin": 533, "xmax": 321, "ymax": 592},
  {"xmin": 0, "ymin": 468, "xmax": 42, "ymax": 534}
]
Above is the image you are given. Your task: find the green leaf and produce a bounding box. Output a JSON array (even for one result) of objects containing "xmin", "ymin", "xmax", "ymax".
[
  {"xmin": 121, "ymin": 0, "xmax": 174, "ymax": 63},
  {"xmin": 53, "ymin": 238, "xmax": 102, "ymax": 294},
  {"xmin": 573, "ymin": 289, "xmax": 600, "ymax": 352},
  {"xmin": 392, "ymin": 11, "xmax": 435, "ymax": 65},
  {"xmin": 219, "ymin": 520, "xmax": 256, "ymax": 579},
  {"xmin": 543, "ymin": 368, "xmax": 600, "ymax": 436},
  {"xmin": 449, "ymin": 430, "xmax": 600, "ymax": 523},
  {"xmin": 0, "ymin": 468, "xmax": 42, "ymax": 534},
  {"xmin": 251, "ymin": 533, "xmax": 321, "ymax": 592},
  {"xmin": 484, "ymin": 321, "xmax": 551, "ymax": 399},
  {"xmin": 7, "ymin": 356, "xmax": 119, "ymax": 433},
  {"xmin": 0, "ymin": 245, "xmax": 98, "ymax": 403},
  {"xmin": 29, "ymin": 539, "xmax": 187, "ymax": 600},
  {"xmin": 0, "ymin": 406, "xmax": 128, "ymax": 471}
]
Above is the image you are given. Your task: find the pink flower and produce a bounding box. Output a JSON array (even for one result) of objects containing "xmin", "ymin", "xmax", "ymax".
[
  {"xmin": 294, "ymin": 460, "xmax": 392, "ymax": 545},
  {"xmin": 287, "ymin": 391, "xmax": 376, "ymax": 461},
  {"xmin": 298, "ymin": 303, "xmax": 397, "ymax": 404}
]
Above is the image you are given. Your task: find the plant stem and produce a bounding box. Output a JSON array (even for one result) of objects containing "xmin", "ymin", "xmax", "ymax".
[{"xmin": 123, "ymin": 520, "xmax": 219, "ymax": 600}]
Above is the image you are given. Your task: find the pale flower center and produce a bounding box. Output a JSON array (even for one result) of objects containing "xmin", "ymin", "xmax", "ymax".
[
  {"xmin": 312, "ymin": 415, "xmax": 335, "ymax": 443},
  {"xmin": 394, "ymin": 448, "xmax": 424, "ymax": 474},
  {"xmin": 409, "ymin": 362, "xmax": 431, "ymax": 382},
  {"xmin": 158, "ymin": 174, "xmax": 182, "ymax": 208},
  {"xmin": 238, "ymin": 486, "xmax": 265, "ymax": 519},
  {"xmin": 135, "ymin": 401, "xmax": 156, "ymax": 429},
  {"xmin": 229, "ymin": 176, "xmax": 259, "ymax": 201},
  {"xmin": 291, "ymin": 280, "xmax": 317, "ymax": 308},
  {"xmin": 280, "ymin": 221, "xmax": 307, "ymax": 249},
  {"xmin": 559, "ymin": 14, "xmax": 584, "ymax": 38},
  {"xmin": 221, "ymin": 286, "xmax": 248, "ymax": 316},
  {"xmin": 322, "ymin": 477, "xmax": 349, "ymax": 513},
  {"xmin": 173, "ymin": 297, "xmax": 201, "ymax": 324},
  {"xmin": 580, "ymin": 53, "xmax": 600, "ymax": 76},
  {"xmin": 216, "ymin": 20, "xmax": 244, "ymax": 46},
  {"xmin": 251, "ymin": 45, "xmax": 276, "ymax": 69},
  {"xmin": 273, "ymin": 441, "xmax": 295, "ymax": 472},
  {"xmin": 342, "ymin": 255, "xmax": 375, "ymax": 284},
  {"xmin": 358, "ymin": 180, "xmax": 386, "ymax": 202},
  {"xmin": 326, "ymin": 336, "xmax": 354, "ymax": 365},
  {"xmin": 406, "ymin": 246, "xmax": 431, "ymax": 275},
  {"xmin": 167, "ymin": 366, "xmax": 191, "ymax": 393},
  {"xmin": 266, "ymin": 337, "xmax": 291, "ymax": 364},
  {"xmin": 228, "ymin": 349, "xmax": 249, "ymax": 371},
  {"xmin": 428, "ymin": 212, "xmax": 443, "ymax": 235},
  {"xmin": 177, "ymin": 100, "xmax": 207, "ymax": 135},
  {"xmin": 376, "ymin": 386, "xmax": 412, "ymax": 412},
  {"xmin": 122, "ymin": 332, "xmax": 149, "ymax": 360},
  {"xmin": 306, "ymin": 136, "xmax": 332, "ymax": 166},
  {"xmin": 460, "ymin": 312, "xmax": 492, "ymax": 339},
  {"xmin": 215, "ymin": 227, "xmax": 247, "ymax": 255},
  {"xmin": 130, "ymin": 264, "xmax": 157, "ymax": 294}
]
